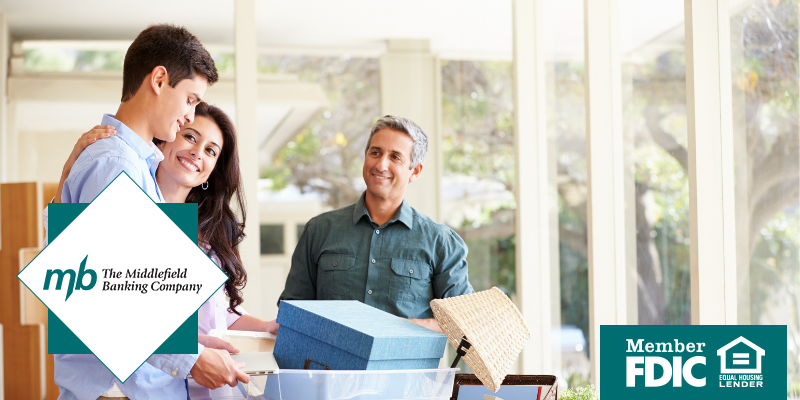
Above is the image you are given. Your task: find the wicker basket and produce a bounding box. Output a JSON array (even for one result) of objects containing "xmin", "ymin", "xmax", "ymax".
[{"xmin": 430, "ymin": 287, "xmax": 530, "ymax": 392}]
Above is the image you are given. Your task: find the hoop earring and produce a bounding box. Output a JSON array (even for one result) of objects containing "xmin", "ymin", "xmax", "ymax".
[{"xmin": 201, "ymin": 181, "xmax": 209, "ymax": 190}]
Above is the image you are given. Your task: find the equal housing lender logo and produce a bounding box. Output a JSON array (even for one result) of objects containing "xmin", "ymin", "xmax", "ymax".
[
  {"xmin": 601, "ymin": 325, "xmax": 787, "ymax": 399},
  {"xmin": 18, "ymin": 173, "xmax": 228, "ymax": 382}
]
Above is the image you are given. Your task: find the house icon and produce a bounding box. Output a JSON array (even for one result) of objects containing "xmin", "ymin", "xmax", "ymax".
[{"xmin": 716, "ymin": 336, "xmax": 765, "ymax": 374}]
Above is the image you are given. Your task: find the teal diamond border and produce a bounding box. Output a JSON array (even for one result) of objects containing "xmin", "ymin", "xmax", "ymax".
[
  {"xmin": 46, "ymin": 202, "xmax": 200, "ymax": 354},
  {"xmin": 16, "ymin": 172, "xmax": 230, "ymax": 382}
]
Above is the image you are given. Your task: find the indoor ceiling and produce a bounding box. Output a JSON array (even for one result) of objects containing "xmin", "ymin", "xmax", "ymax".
[{"xmin": 0, "ymin": 0, "xmax": 750, "ymax": 61}]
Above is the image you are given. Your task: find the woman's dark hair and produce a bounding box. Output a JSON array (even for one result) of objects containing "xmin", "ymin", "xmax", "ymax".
[{"xmin": 156, "ymin": 102, "xmax": 247, "ymax": 314}]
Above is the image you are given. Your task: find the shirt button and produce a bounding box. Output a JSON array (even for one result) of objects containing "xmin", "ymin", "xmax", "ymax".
[
  {"xmin": 376, "ymin": 230, "xmax": 380, "ymax": 234},
  {"xmin": 171, "ymin": 369, "xmax": 177, "ymax": 376},
  {"xmin": 333, "ymin": 262, "xmax": 338, "ymax": 267},
  {"xmin": 371, "ymin": 259, "xmax": 376, "ymax": 264},
  {"xmin": 368, "ymin": 290, "xmax": 373, "ymax": 295},
  {"xmin": 409, "ymin": 270, "xmax": 414, "ymax": 274}
]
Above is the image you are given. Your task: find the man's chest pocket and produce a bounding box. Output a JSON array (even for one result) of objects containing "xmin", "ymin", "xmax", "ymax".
[
  {"xmin": 316, "ymin": 254, "xmax": 356, "ymax": 299},
  {"xmin": 389, "ymin": 258, "xmax": 432, "ymax": 302}
]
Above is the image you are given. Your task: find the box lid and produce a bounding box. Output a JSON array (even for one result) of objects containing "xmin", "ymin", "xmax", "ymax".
[{"xmin": 277, "ymin": 300, "xmax": 447, "ymax": 361}]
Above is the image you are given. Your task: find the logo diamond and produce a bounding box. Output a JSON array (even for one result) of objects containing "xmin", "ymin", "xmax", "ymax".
[{"xmin": 18, "ymin": 173, "xmax": 228, "ymax": 382}]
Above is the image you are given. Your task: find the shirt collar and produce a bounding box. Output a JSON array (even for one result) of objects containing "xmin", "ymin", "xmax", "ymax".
[
  {"xmin": 148, "ymin": 141, "xmax": 165, "ymax": 163},
  {"xmin": 352, "ymin": 192, "xmax": 414, "ymax": 229},
  {"xmin": 101, "ymin": 114, "xmax": 159, "ymax": 166}
]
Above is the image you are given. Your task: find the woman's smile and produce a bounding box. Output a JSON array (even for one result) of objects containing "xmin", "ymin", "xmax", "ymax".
[{"xmin": 178, "ymin": 156, "xmax": 200, "ymax": 172}]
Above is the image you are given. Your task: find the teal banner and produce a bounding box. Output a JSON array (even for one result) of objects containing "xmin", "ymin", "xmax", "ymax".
[
  {"xmin": 47, "ymin": 202, "xmax": 199, "ymax": 354},
  {"xmin": 601, "ymin": 325, "xmax": 787, "ymax": 399}
]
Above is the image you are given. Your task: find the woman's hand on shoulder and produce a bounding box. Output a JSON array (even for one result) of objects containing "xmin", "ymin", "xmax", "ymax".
[
  {"xmin": 72, "ymin": 125, "xmax": 116, "ymax": 157},
  {"xmin": 64, "ymin": 125, "xmax": 116, "ymax": 175},
  {"xmin": 54, "ymin": 125, "xmax": 116, "ymax": 204}
]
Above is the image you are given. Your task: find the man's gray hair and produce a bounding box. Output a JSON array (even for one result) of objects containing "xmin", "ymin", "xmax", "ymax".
[{"xmin": 365, "ymin": 115, "xmax": 428, "ymax": 169}]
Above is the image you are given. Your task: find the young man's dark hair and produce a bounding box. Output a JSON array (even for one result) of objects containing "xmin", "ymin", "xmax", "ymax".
[{"xmin": 121, "ymin": 24, "xmax": 219, "ymax": 102}]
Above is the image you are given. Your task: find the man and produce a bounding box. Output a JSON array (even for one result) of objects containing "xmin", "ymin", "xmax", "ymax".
[
  {"xmin": 57, "ymin": 24, "xmax": 248, "ymax": 400},
  {"xmin": 279, "ymin": 115, "xmax": 474, "ymax": 332}
]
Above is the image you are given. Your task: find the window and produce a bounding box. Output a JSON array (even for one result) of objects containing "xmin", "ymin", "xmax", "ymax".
[
  {"xmin": 260, "ymin": 224, "xmax": 284, "ymax": 255},
  {"xmin": 440, "ymin": 60, "xmax": 515, "ymax": 296},
  {"xmin": 622, "ymin": 0, "xmax": 691, "ymax": 325},
  {"xmin": 260, "ymin": 55, "xmax": 379, "ymax": 208},
  {"xmin": 730, "ymin": 0, "xmax": 800, "ymax": 391},
  {"xmin": 544, "ymin": 0, "xmax": 591, "ymax": 387},
  {"xmin": 23, "ymin": 47, "xmax": 124, "ymax": 72},
  {"xmin": 552, "ymin": 59, "xmax": 590, "ymax": 387}
]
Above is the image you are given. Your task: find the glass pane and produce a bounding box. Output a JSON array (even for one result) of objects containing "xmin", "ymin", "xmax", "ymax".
[
  {"xmin": 552, "ymin": 59, "xmax": 590, "ymax": 387},
  {"xmin": 621, "ymin": 0, "xmax": 691, "ymax": 325},
  {"xmin": 260, "ymin": 224, "xmax": 284, "ymax": 255},
  {"xmin": 730, "ymin": 1, "xmax": 800, "ymax": 394},
  {"xmin": 440, "ymin": 59, "xmax": 515, "ymax": 372},
  {"xmin": 23, "ymin": 48, "xmax": 125, "ymax": 72},
  {"xmin": 441, "ymin": 59, "xmax": 515, "ymax": 294},
  {"xmin": 259, "ymin": 55, "xmax": 378, "ymax": 207},
  {"xmin": 544, "ymin": 0, "xmax": 590, "ymax": 388}
]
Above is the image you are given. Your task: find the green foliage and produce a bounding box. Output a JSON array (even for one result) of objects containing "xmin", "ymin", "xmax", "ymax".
[
  {"xmin": 633, "ymin": 127, "xmax": 691, "ymax": 325},
  {"xmin": 74, "ymin": 50, "xmax": 124, "ymax": 71},
  {"xmin": 749, "ymin": 211, "xmax": 799, "ymax": 383},
  {"xmin": 565, "ymin": 372, "xmax": 591, "ymax": 391},
  {"xmin": 258, "ymin": 55, "xmax": 379, "ymax": 207},
  {"xmin": 440, "ymin": 60, "xmax": 517, "ymax": 296},
  {"xmin": 214, "ymin": 53, "xmax": 235, "ymax": 75},
  {"xmin": 24, "ymin": 48, "xmax": 75, "ymax": 71},
  {"xmin": 560, "ymin": 384, "xmax": 599, "ymax": 400},
  {"xmin": 463, "ymin": 235, "xmax": 516, "ymax": 295},
  {"xmin": 788, "ymin": 381, "xmax": 800, "ymax": 398},
  {"xmin": 262, "ymin": 128, "xmax": 322, "ymax": 191},
  {"xmin": 732, "ymin": 0, "xmax": 800, "ymax": 387},
  {"xmin": 441, "ymin": 60, "xmax": 514, "ymax": 186},
  {"xmin": 24, "ymin": 49, "xmax": 124, "ymax": 72}
]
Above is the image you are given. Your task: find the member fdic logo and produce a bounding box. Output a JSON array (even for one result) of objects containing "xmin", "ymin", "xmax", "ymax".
[{"xmin": 601, "ymin": 325, "xmax": 786, "ymax": 399}]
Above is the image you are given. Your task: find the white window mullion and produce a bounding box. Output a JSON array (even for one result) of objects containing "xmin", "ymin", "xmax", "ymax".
[
  {"xmin": 512, "ymin": 0, "xmax": 554, "ymax": 375},
  {"xmin": 684, "ymin": 0, "xmax": 737, "ymax": 325},
  {"xmin": 379, "ymin": 40, "xmax": 441, "ymax": 222},
  {"xmin": 234, "ymin": 0, "xmax": 263, "ymax": 317}
]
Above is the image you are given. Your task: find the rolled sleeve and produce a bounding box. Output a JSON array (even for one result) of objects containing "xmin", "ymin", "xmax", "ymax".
[
  {"xmin": 145, "ymin": 343, "xmax": 203, "ymax": 379},
  {"xmin": 278, "ymin": 221, "xmax": 318, "ymax": 304},
  {"xmin": 433, "ymin": 228, "xmax": 475, "ymax": 299}
]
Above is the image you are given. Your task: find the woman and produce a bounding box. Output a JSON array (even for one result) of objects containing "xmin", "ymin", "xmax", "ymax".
[{"xmin": 49, "ymin": 102, "xmax": 277, "ymax": 399}]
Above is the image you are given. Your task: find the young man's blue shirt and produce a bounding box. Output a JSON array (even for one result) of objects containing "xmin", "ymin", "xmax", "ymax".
[
  {"xmin": 62, "ymin": 114, "xmax": 163, "ymax": 203},
  {"xmin": 56, "ymin": 114, "xmax": 201, "ymax": 400}
]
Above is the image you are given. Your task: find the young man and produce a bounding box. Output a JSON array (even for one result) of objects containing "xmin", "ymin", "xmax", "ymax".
[
  {"xmin": 56, "ymin": 24, "xmax": 248, "ymax": 400},
  {"xmin": 278, "ymin": 115, "xmax": 474, "ymax": 333}
]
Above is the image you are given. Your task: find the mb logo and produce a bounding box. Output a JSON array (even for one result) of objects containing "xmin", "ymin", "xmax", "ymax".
[{"xmin": 43, "ymin": 255, "xmax": 96, "ymax": 301}]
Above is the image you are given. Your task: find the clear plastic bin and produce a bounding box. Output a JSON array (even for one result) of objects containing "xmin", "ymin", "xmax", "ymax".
[{"xmin": 209, "ymin": 368, "xmax": 457, "ymax": 400}]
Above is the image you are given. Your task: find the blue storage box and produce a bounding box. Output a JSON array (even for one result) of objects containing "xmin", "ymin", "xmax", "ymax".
[{"xmin": 274, "ymin": 300, "xmax": 448, "ymax": 370}]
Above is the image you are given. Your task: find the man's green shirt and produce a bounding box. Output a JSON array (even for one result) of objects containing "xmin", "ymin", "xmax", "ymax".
[{"xmin": 279, "ymin": 192, "xmax": 474, "ymax": 319}]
